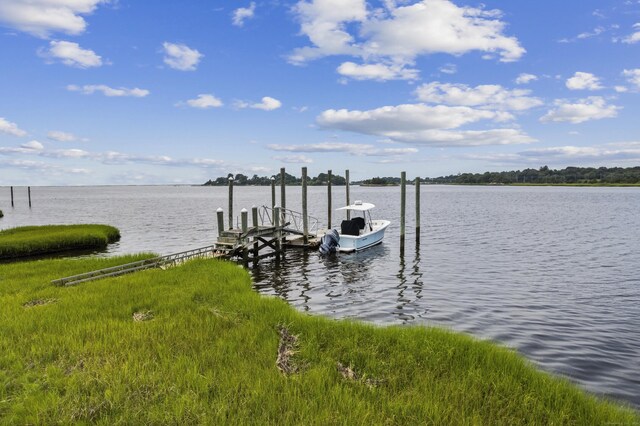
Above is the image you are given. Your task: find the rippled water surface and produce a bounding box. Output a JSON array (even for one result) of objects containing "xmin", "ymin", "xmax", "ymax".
[{"xmin": 2, "ymin": 185, "xmax": 639, "ymax": 408}]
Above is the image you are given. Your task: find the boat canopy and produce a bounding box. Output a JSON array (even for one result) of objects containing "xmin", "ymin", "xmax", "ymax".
[{"xmin": 336, "ymin": 200, "xmax": 375, "ymax": 211}]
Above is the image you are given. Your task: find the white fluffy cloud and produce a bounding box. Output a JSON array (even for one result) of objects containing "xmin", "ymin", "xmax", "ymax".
[
  {"xmin": 337, "ymin": 61, "xmax": 418, "ymax": 81},
  {"xmin": 0, "ymin": 0, "xmax": 107, "ymax": 37},
  {"xmin": 162, "ymin": 42, "xmax": 203, "ymax": 71},
  {"xmin": 235, "ymin": 96, "xmax": 282, "ymax": 111},
  {"xmin": 67, "ymin": 84, "xmax": 150, "ymax": 97},
  {"xmin": 0, "ymin": 117, "xmax": 27, "ymax": 137},
  {"xmin": 232, "ymin": 2, "xmax": 256, "ymax": 27},
  {"xmin": 272, "ymin": 155, "xmax": 314, "ymax": 164},
  {"xmin": 540, "ymin": 97, "xmax": 620, "ymax": 124},
  {"xmin": 316, "ymin": 104, "xmax": 534, "ymax": 146},
  {"xmin": 566, "ymin": 72, "xmax": 603, "ymax": 90},
  {"xmin": 515, "ymin": 73, "xmax": 538, "ymax": 85},
  {"xmin": 415, "ymin": 82, "xmax": 543, "ymax": 111},
  {"xmin": 622, "ymin": 23, "xmax": 640, "ymax": 44},
  {"xmin": 623, "ymin": 69, "xmax": 640, "ymax": 89},
  {"xmin": 290, "ymin": 0, "xmax": 524, "ymax": 81},
  {"xmin": 179, "ymin": 94, "xmax": 224, "ymax": 109},
  {"xmin": 47, "ymin": 130, "xmax": 80, "ymax": 142},
  {"xmin": 267, "ymin": 142, "xmax": 418, "ymax": 157},
  {"xmin": 38, "ymin": 40, "xmax": 102, "ymax": 68}
]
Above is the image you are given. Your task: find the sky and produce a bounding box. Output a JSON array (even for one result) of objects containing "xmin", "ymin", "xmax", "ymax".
[{"xmin": 1, "ymin": 0, "xmax": 639, "ymax": 185}]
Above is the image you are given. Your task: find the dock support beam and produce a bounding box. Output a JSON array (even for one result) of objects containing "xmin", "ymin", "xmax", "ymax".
[
  {"xmin": 228, "ymin": 176, "xmax": 234, "ymax": 229},
  {"xmin": 252, "ymin": 206, "xmax": 259, "ymax": 266},
  {"xmin": 10, "ymin": 186, "xmax": 14, "ymax": 208},
  {"xmin": 280, "ymin": 167, "xmax": 286, "ymax": 225},
  {"xmin": 327, "ymin": 169, "xmax": 332, "ymax": 229},
  {"xmin": 241, "ymin": 208, "xmax": 248, "ymax": 264},
  {"xmin": 28, "ymin": 186, "xmax": 31, "ymax": 208},
  {"xmin": 415, "ymin": 177, "xmax": 420, "ymax": 245},
  {"xmin": 302, "ymin": 167, "xmax": 308, "ymax": 245},
  {"xmin": 217, "ymin": 208, "xmax": 224, "ymax": 237},
  {"xmin": 345, "ymin": 169, "xmax": 351, "ymax": 220},
  {"xmin": 271, "ymin": 177, "xmax": 276, "ymax": 225},
  {"xmin": 274, "ymin": 206, "xmax": 282, "ymax": 261},
  {"xmin": 400, "ymin": 171, "xmax": 406, "ymax": 254}
]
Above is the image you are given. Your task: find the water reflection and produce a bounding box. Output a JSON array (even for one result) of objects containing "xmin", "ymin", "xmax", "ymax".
[{"xmin": 394, "ymin": 246, "xmax": 426, "ymax": 323}]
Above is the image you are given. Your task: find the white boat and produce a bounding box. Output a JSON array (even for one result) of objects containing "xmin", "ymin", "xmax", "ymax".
[{"xmin": 333, "ymin": 201, "xmax": 390, "ymax": 253}]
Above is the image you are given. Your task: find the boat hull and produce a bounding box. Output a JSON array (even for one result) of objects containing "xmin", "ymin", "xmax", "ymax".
[{"xmin": 337, "ymin": 220, "xmax": 390, "ymax": 253}]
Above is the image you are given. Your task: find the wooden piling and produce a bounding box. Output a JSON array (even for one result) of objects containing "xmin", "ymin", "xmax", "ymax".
[
  {"xmin": 228, "ymin": 176, "xmax": 234, "ymax": 230},
  {"xmin": 345, "ymin": 169, "xmax": 351, "ymax": 220},
  {"xmin": 400, "ymin": 171, "xmax": 406, "ymax": 253},
  {"xmin": 271, "ymin": 177, "xmax": 276, "ymax": 225},
  {"xmin": 302, "ymin": 167, "xmax": 308, "ymax": 245},
  {"xmin": 252, "ymin": 206, "xmax": 259, "ymax": 265},
  {"xmin": 241, "ymin": 208, "xmax": 248, "ymax": 264},
  {"xmin": 28, "ymin": 186, "xmax": 31, "ymax": 208},
  {"xmin": 327, "ymin": 169, "xmax": 332, "ymax": 229},
  {"xmin": 10, "ymin": 186, "xmax": 14, "ymax": 208},
  {"xmin": 274, "ymin": 206, "xmax": 282, "ymax": 261},
  {"xmin": 280, "ymin": 167, "xmax": 286, "ymax": 224},
  {"xmin": 415, "ymin": 177, "xmax": 420, "ymax": 245},
  {"xmin": 217, "ymin": 208, "xmax": 224, "ymax": 237}
]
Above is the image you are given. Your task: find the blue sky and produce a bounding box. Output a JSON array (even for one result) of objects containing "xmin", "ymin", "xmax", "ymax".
[{"xmin": 1, "ymin": 0, "xmax": 639, "ymax": 185}]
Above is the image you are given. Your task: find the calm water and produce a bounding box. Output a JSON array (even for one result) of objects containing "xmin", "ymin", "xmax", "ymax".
[{"xmin": 2, "ymin": 185, "xmax": 639, "ymax": 408}]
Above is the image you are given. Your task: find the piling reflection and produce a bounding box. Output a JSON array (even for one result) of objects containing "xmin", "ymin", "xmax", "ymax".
[{"xmin": 393, "ymin": 246, "xmax": 426, "ymax": 323}]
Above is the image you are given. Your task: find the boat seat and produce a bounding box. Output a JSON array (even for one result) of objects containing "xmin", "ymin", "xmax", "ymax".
[
  {"xmin": 352, "ymin": 217, "xmax": 365, "ymax": 229},
  {"xmin": 341, "ymin": 220, "xmax": 360, "ymax": 236}
]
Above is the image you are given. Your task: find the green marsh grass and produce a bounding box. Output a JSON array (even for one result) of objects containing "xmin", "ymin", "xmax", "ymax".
[
  {"xmin": 0, "ymin": 257, "xmax": 637, "ymax": 424},
  {"xmin": 0, "ymin": 224, "xmax": 120, "ymax": 259}
]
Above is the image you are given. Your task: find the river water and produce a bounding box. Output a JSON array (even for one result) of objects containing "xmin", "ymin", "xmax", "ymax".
[{"xmin": 2, "ymin": 185, "xmax": 639, "ymax": 408}]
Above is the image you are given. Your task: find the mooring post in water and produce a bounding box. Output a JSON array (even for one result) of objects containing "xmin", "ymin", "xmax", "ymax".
[
  {"xmin": 228, "ymin": 176, "xmax": 234, "ymax": 230},
  {"xmin": 400, "ymin": 171, "xmax": 406, "ymax": 253},
  {"xmin": 241, "ymin": 208, "xmax": 249, "ymax": 264},
  {"xmin": 28, "ymin": 186, "xmax": 31, "ymax": 208},
  {"xmin": 302, "ymin": 167, "xmax": 309, "ymax": 245},
  {"xmin": 415, "ymin": 177, "xmax": 420, "ymax": 245},
  {"xmin": 327, "ymin": 169, "xmax": 332, "ymax": 229},
  {"xmin": 345, "ymin": 169, "xmax": 351, "ymax": 220},
  {"xmin": 10, "ymin": 186, "xmax": 14, "ymax": 208},
  {"xmin": 280, "ymin": 167, "xmax": 286, "ymax": 225},
  {"xmin": 270, "ymin": 176, "xmax": 276, "ymax": 225},
  {"xmin": 217, "ymin": 208, "xmax": 224, "ymax": 237},
  {"xmin": 274, "ymin": 206, "xmax": 282, "ymax": 260},
  {"xmin": 252, "ymin": 206, "xmax": 259, "ymax": 265}
]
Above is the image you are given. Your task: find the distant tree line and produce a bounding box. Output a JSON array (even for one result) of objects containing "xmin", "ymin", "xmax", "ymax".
[
  {"xmin": 204, "ymin": 166, "xmax": 640, "ymax": 186},
  {"xmin": 203, "ymin": 172, "xmax": 346, "ymax": 186},
  {"xmin": 424, "ymin": 166, "xmax": 640, "ymax": 185}
]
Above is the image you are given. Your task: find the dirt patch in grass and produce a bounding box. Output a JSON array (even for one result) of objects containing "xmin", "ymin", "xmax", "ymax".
[
  {"xmin": 23, "ymin": 298, "xmax": 58, "ymax": 308},
  {"xmin": 132, "ymin": 310, "xmax": 154, "ymax": 322},
  {"xmin": 276, "ymin": 326, "xmax": 299, "ymax": 375},
  {"xmin": 337, "ymin": 362, "xmax": 384, "ymax": 388}
]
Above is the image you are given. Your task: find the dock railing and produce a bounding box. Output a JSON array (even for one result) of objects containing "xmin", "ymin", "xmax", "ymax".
[{"xmin": 258, "ymin": 205, "xmax": 319, "ymax": 236}]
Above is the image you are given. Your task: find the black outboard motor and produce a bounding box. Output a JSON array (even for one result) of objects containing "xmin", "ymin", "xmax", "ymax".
[{"xmin": 319, "ymin": 229, "xmax": 340, "ymax": 255}]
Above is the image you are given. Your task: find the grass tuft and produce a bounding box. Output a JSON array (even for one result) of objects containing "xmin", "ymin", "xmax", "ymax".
[
  {"xmin": 0, "ymin": 224, "xmax": 120, "ymax": 259},
  {"xmin": 0, "ymin": 256, "xmax": 637, "ymax": 424}
]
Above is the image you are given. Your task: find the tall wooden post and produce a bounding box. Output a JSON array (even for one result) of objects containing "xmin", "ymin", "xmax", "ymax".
[
  {"xmin": 216, "ymin": 208, "xmax": 224, "ymax": 237},
  {"xmin": 400, "ymin": 171, "xmax": 406, "ymax": 254},
  {"xmin": 327, "ymin": 169, "xmax": 332, "ymax": 229},
  {"xmin": 10, "ymin": 186, "xmax": 14, "ymax": 208},
  {"xmin": 28, "ymin": 186, "xmax": 31, "ymax": 208},
  {"xmin": 302, "ymin": 167, "xmax": 308, "ymax": 245},
  {"xmin": 252, "ymin": 206, "xmax": 259, "ymax": 266},
  {"xmin": 345, "ymin": 169, "xmax": 351, "ymax": 220},
  {"xmin": 241, "ymin": 208, "xmax": 248, "ymax": 264},
  {"xmin": 280, "ymin": 167, "xmax": 286, "ymax": 225},
  {"xmin": 274, "ymin": 206, "xmax": 282, "ymax": 261},
  {"xmin": 415, "ymin": 177, "xmax": 421, "ymax": 245},
  {"xmin": 228, "ymin": 176, "xmax": 234, "ymax": 229},
  {"xmin": 270, "ymin": 177, "xmax": 276, "ymax": 225}
]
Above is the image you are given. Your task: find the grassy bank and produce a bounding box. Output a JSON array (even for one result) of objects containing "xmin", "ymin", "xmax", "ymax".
[
  {"xmin": 0, "ymin": 257, "xmax": 636, "ymax": 424},
  {"xmin": 0, "ymin": 224, "xmax": 120, "ymax": 259}
]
